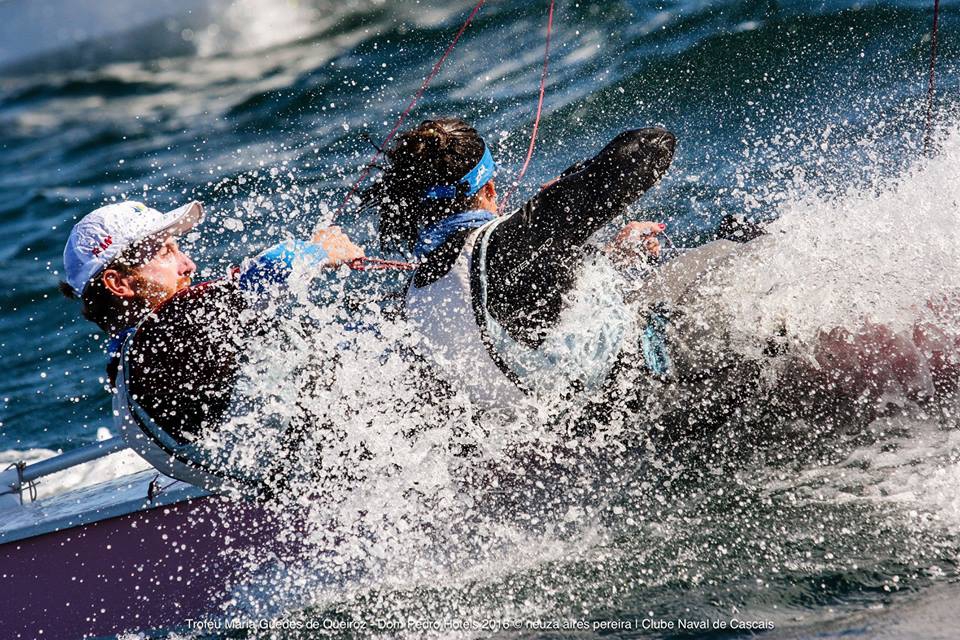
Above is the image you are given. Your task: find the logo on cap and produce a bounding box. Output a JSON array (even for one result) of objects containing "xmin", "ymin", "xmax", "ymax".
[{"xmin": 91, "ymin": 235, "xmax": 113, "ymax": 257}]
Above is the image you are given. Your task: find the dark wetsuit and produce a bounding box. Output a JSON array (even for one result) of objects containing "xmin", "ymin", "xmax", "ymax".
[
  {"xmin": 123, "ymin": 280, "xmax": 248, "ymax": 443},
  {"xmin": 117, "ymin": 240, "xmax": 332, "ymax": 443}
]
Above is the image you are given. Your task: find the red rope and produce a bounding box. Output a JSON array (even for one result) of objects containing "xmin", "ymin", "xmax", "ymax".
[
  {"xmin": 347, "ymin": 256, "xmax": 418, "ymax": 271},
  {"xmin": 924, "ymin": 0, "xmax": 941, "ymax": 155},
  {"xmin": 498, "ymin": 0, "xmax": 555, "ymax": 213},
  {"xmin": 336, "ymin": 0, "xmax": 486, "ymax": 216},
  {"xmin": 335, "ymin": 0, "xmax": 555, "ymax": 271}
]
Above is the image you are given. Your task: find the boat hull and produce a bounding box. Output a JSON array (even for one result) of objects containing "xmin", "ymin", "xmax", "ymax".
[{"xmin": 0, "ymin": 492, "xmax": 276, "ymax": 639}]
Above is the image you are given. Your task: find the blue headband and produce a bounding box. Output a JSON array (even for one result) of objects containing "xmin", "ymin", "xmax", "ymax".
[{"xmin": 423, "ymin": 144, "xmax": 496, "ymax": 200}]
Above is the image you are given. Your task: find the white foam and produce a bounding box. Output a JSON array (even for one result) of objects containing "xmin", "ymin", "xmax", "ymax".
[
  {"xmin": 734, "ymin": 131, "xmax": 960, "ymax": 342},
  {"xmin": 624, "ymin": 125, "xmax": 960, "ymax": 405}
]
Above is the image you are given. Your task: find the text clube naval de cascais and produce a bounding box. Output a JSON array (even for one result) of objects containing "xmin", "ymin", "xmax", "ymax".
[{"xmin": 183, "ymin": 616, "xmax": 776, "ymax": 633}]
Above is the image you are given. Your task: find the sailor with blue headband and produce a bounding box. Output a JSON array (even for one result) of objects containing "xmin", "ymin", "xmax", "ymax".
[
  {"xmin": 361, "ymin": 118, "xmax": 677, "ymax": 409},
  {"xmin": 414, "ymin": 142, "xmax": 498, "ymax": 259}
]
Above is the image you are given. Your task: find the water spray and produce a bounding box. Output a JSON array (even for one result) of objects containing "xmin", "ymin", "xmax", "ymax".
[{"xmin": 924, "ymin": 0, "xmax": 942, "ymax": 155}]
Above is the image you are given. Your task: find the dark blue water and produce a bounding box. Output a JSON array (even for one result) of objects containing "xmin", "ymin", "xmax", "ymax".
[{"xmin": 1, "ymin": 1, "xmax": 959, "ymax": 638}]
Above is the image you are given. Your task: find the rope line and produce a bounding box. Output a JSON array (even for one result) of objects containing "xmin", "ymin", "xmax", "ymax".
[
  {"xmin": 498, "ymin": 0, "xmax": 556, "ymax": 213},
  {"xmin": 336, "ymin": 0, "xmax": 486, "ymax": 216},
  {"xmin": 348, "ymin": 256, "xmax": 418, "ymax": 271}
]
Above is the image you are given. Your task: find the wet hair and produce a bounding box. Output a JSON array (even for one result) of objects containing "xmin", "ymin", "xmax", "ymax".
[
  {"xmin": 361, "ymin": 117, "xmax": 487, "ymax": 254},
  {"xmin": 59, "ymin": 249, "xmax": 152, "ymax": 336}
]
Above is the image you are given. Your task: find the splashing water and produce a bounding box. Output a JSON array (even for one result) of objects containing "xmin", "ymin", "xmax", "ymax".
[{"xmin": 167, "ymin": 124, "xmax": 960, "ymax": 639}]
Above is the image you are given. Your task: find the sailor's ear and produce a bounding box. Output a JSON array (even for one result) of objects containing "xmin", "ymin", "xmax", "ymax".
[
  {"xmin": 482, "ymin": 180, "xmax": 497, "ymax": 197},
  {"xmin": 101, "ymin": 269, "xmax": 138, "ymax": 299}
]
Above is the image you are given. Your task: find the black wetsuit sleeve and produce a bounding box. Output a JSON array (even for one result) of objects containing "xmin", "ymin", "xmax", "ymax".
[{"xmin": 483, "ymin": 127, "xmax": 676, "ymax": 347}]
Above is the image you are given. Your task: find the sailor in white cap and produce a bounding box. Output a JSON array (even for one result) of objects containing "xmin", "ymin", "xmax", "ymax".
[
  {"xmin": 61, "ymin": 201, "xmax": 204, "ymax": 336},
  {"xmin": 58, "ymin": 198, "xmax": 368, "ymax": 487},
  {"xmin": 60, "ymin": 199, "xmax": 363, "ymax": 383}
]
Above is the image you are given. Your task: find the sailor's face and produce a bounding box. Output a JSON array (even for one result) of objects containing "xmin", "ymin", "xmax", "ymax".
[{"xmin": 129, "ymin": 237, "xmax": 196, "ymax": 307}]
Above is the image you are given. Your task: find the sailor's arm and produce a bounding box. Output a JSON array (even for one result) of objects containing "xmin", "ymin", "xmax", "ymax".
[
  {"xmin": 493, "ymin": 127, "xmax": 675, "ymax": 250},
  {"xmin": 237, "ymin": 226, "xmax": 363, "ymax": 291},
  {"xmin": 479, "ymin": 130, "xmax": 674, "ymax": 345}
]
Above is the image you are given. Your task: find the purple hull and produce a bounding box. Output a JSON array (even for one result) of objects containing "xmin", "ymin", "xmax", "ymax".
[{"xmin": 1, "ymin": 491, "xmax": 278, "ymax": 639}]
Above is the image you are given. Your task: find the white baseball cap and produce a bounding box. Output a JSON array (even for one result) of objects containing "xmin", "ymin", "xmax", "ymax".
[{"xmin": 63, "ymin": 200, "xmax": 204, "ymax": 297}]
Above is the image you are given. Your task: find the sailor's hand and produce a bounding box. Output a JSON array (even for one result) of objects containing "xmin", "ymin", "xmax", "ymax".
[
  {"xmin": 312, "ymin": 226, "xmax": 365, "ymax": 266},
  {"xmin": 609, "ymin": 220, "xmax": 665, "ymax": 263}
]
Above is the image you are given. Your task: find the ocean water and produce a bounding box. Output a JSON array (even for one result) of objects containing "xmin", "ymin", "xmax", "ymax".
[{"xmin": 1, "ymin": 0, "xmax": 960, "ymax": 638}]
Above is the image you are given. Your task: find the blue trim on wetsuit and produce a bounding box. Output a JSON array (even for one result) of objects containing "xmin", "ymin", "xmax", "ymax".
[
  {"xmin": 107, "ymin": 327, "xmax": 137, "ymax": 359},
  {"xmin": 414, "ymin": 210, "xmax": 496, "ymax": 259},
  {"xmin": 237, "ymin": 240, "xmax": 330, "ymax": 293}
]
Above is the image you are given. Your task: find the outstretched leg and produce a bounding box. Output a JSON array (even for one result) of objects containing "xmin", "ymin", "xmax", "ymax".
[{"xmin": 484, "ymin": 128, "xmax": 676, "ymax": 347}]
